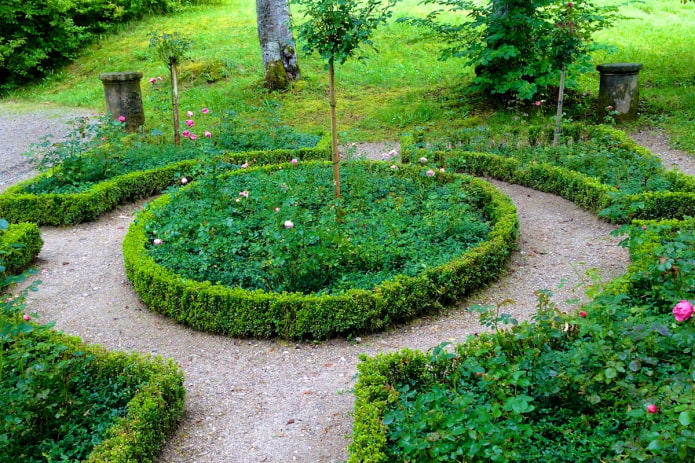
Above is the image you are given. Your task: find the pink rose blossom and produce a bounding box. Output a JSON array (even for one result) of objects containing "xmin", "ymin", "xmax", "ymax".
[
  {"xmin": 535, "ymin": 101, "xmax": 542, "ymax": 106},
  {"xmin": 190, "ymin": 134, "xmax": 198, "ymax": 141},
  {"xmin": 187, "ymin": 110, "xmax": 194, "ymax": 117},
  {"xmin": 274, "ymin": 207, "xmax": 280, "ymax": 212},
  {"xmin": 204, "ymin": 131, "xmax": 212, "ymax": 138},
  {"xmin": 440, "ymin": 168, "xmax": 446, "ymax": 173},
  {"xmin": 182, "ymin": 130, "xmax": 191, "ymax": 138},
  {"xmin": 185, "ymin": 119, "xmax": 194, "ymax": 127},
  {"xmin": 241, "ymin": 163, "xmax": 248, "ymax": 169},
  {"xmin": 647, "ymin": 404, "xmax": 658, "ymax": 414},
  {"xmin": 426, "ymin": 169, "xmax": 435, "ymax": 177},
  {"xmin": 579, "ymin": 310, "xmax": 587, "ymax": 318},
  {"xmin": 607, "ymin": 105, "xmax": 614, "ymax": 111},
  {"xmin": 118, "ymin": 115, "xmax": 126, "ymax": 122},
  {"xmin": 153, "ymin": 238, "xmax": 163, "ymax": 245},
  {"xmin": 23, "ymin": 314, "xmax": 31, "ymax": 321},
  {"xmin": 419, "ymin": 157, "xmax": 428, "ymax": 164},
  {"xmin": 290, "ymin": 158, "xmax": 298, "ymax": 165},
  {"xmin": 202, "ymin": 108, "xmax": 210, "ymax": 114},
  {"xmin": 239, "ymin": 190, "xmax": 249, "ymax": 198},
  {"xmin": 567, "ymin": 2, "xmax": 573, "ymax": 7},
  {"xmin": 673, "ymin": 300, "xmax": 694, "ymax": 322},
  {"xmin": 149, "ymin": 77, "xmax": 157, "ymax": 84},
  {"xmin": 390, "ymin": 165, "xmax": 398, "ymax": 170},
  {"xmin": 157, "ymin": 76, "xmax": 163, "ymax": 81},
  {"xmin": 284, "ymin": 220, "xmax": 294, "ymax": 229}
]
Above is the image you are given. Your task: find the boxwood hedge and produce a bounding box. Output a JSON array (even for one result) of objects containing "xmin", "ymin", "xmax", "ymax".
[{"xmin": 123, "ymin": 162, "xmax": 519, "ymax": 341}]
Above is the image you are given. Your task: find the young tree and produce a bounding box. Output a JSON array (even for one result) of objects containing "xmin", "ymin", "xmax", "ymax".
[
  {"xmin": 402, "ymin": 0, "xmax": 619, "ymax": 104},
  {"xmin": 257, "ymin": 0, "xmax": 301, "ymax": 91},
  {"xmin": 292, "ymin": 0, "xmax": 398, "ymax": 199},
  {"xmin": 150, "ymin": 32, "xmax": 193, "ymax": 145}
]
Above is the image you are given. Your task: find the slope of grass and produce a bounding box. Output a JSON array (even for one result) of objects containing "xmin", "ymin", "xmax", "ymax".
[{"xmin": 3, "ymin": 0, "xmax": 694, "ymax": 148}]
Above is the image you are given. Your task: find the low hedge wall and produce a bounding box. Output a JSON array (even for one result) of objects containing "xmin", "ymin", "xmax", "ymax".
[
  {"xmin": 123, "ymin": 162, "xmax": 519, "ymax": 341},
  {"xmin": 349, "ymin": 216, "xmax": 695, "ymax": 462},
  {"xmin": 401, "ymin": 125, "xmax": 695, "ymax": 222},
  {"xmin": 1, "ymin": 222, "xmax": 43, "ymax": 275},
  {"xmin": 0, "ymin": 141, "xmax": 330, "ymax": 226},
  {"xmin": 0, "ymin": 326, "xmax": 186, "ymax": 463}
]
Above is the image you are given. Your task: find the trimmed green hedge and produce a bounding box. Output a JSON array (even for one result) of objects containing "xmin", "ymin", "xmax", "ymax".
[
  {"xmin": 0, "ymin": 142, "xmax": 330, "ymax": 226},
  {"xmin": 123, "ymin": 162, "xmax": 519, "ymax": 341},
  {"xmin": 402, "ymin": 125, "xmax": 695, "ymax": 222},
  {"xmin": 349, "ymin": 217, "xmax": 695, "ymax": 462},
  {"xmin": 0, "ymin": 222, "xmax": 43, "ymax": 276},
  {"xmin": 2, "ymin": 327, "xmax": 186, "ymax": 463}
]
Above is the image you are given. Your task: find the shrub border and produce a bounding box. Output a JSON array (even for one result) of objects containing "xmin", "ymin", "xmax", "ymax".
[
  {"xmin": 350, "ymin": 127, "xmax": 695, "ymax": 461},
  {"xmin": 348, "ymin": 215, "xmax": 695, "ymax": 463},
  {"xmin": 1, "ymin": 222, "xmax": 43, "ymax": 275},
  {"xmin": 401, "ymin": 125, "xmax": 695, "ymax": 222},
  {"xmin": 0, "ymin": 141, "xmax": 330, "ymax": 226},
  {"xmin": 123, "ymin": 161, "xmax": 519, "ymax": 341}
]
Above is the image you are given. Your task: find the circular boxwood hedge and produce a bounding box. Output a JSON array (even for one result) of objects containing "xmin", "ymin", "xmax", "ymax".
[{"xmin": 123, "ymin": 161, "xmax": 519, "ymax": 340}]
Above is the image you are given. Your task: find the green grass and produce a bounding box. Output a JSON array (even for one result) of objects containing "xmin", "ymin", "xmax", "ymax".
[{"xmin": 3, "ymin": 0, "xmax": 694, "ymax": 148}]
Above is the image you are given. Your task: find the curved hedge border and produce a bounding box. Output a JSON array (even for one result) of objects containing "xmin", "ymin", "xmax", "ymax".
[
  {"xmin": 6, "ymin": 328, "xmax": 186, "ymax": 463},
  {"xmin": 1, "ymin": 222, "xmax": 43, "ymax": 275},
  {"xmin": 401, "ymin": 125, "xmax": 695, "ymax": 222},
  {"xmin": 123, "ymin": 161, "xmax": 519, "ymax": 341},
  {"xmin": 348, "ymin": 216, "xmax": 695, "ymax": 462},
  {"xmin": 0, "ymin": 141, "xmax": 330, "ymax": 226}
]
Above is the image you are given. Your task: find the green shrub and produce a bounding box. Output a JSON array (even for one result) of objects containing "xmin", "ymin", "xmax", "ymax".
[
  {"xmin": 0, "ymin": 0, "xmax": 209, "ymax": 93},
  {"xmin": 0, "ymin": 220, "xmax": 42, "ymax": 276},
  {"xmin": 0, "ymin": 139, "xmax": 330, "ymax": 225},
  {"xmin": 123, "ymin": 161, "xmax": 518, "ymax": 340},
  {"xmin": 0, "ymin": 221, "xmax": 185, "ymax": 463}
]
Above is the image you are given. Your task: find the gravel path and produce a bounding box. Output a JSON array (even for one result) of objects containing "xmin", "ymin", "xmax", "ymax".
[{"xmin": 3, "ymin": 102, "xmax": 693, "ymax": 462}]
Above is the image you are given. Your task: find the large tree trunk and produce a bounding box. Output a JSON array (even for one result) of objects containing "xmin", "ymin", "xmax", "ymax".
[{"xmin": 256, "ymin": 0, "xmax": 300, "ymax": 91}]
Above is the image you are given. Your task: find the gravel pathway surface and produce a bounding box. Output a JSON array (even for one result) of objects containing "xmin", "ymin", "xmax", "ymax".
[{"xmin": 2, "ymin": 102, "xmax": 693, "ymax": 462}]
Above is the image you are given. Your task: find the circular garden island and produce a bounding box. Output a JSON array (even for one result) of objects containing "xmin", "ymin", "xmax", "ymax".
[{"xmin": 123, "ymin": 160, "xmax": 519, "ymax": 340}]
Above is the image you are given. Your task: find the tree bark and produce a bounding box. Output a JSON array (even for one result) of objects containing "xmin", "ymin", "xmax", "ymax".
[
  {"xmin": 171, "ymin": 62, "xmax": 181, "ymax": 145},
  {"xmin": 256, "ymin": 0, "xmax": 300, "ymax": 91},
  {"xmin": 553, "ymin": 65, "xmax": 566, "ymax": 147}
]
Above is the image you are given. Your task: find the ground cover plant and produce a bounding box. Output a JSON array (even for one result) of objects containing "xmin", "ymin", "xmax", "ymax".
[
  {"xmin": 351, "ymin": 219, "xmax": 695, "ymax": 462},
  {"xmin": 0, "ymin": 222, "xmax": 185, "ymax": 462}
]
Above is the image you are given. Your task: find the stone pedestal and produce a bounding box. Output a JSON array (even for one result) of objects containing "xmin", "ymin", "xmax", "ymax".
[
  {"xmin": 98, "ymin": 71, "xmax": 145, "ymax": 132},
  {"xmin": 596, "ymin": 63, "xmax": 643, "ymax": 123}
]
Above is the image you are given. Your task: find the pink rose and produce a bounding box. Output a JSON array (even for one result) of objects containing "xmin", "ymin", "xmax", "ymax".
[
  {"xmin": 647, "ymin": 404, "xmax": 658, "ymax": 414},
  {"xmin": 535, "ymin": 101, "xmax": 542, "ymax": 106},
  {"xmin": 190, "ymin": 134, "xmax": 198, "ymax": 141},
  {"xmin": 182, "ymin": 130, "xmax": 191, "ymax": 138},
  {"xmin": 157, "ymin": 76, "xmax": 163, "ymax": 81},
  {"xmin": 23, "ymin": 314, "xmax": 31, "ymax": 321},
  {"xmin": 149, "ymin": 77, "xmax": 157, "ymax": 84},
  {"xmin": 201, "ymin": 108, "xmax": 210, "ymax": 114},
  {"xmin": 567, "ymin": 2, "xmax": 573, "ymax": 7},
  {"xmin": 284, "ymin": 220, "xmax": 294, "ymax": 229},
  {"xmin": 673, "ymin": 300, "xmax": 694, "ymax": 322},
  {"xmin": 290, "ymin": 158, "xmax": 298, "ymax": 165},
  {"xmin": 579, "ymin": 310, "xmax": 587, "ymax": 318},
  {"xmin": 426, "ymin": 169, "xmax": 435, "ymax": 177},
  {"xmin": 204, "ymin": 131, "xmax": 212, "ymax": 138},
  {"xmin": 153, "ymin": 238, "xmax": 163, "ymax": 245},
  {"xmin": 241, "ymin": 163, "xmax": 248, "ymax": 169},
  {"xmin": 419, "ymin": 157, "xmax": 428, "ymax": 164},
  {"xmin": 239, "ymin": 190, "xmax": 249, "ymax": 197},
  {"xmin": 187, "ymin": 110, "xmax": 194, "ymax": 117},
  {"xmin": 118, "ymin": 115, "xmax": 126, "ymax": 122},
  {"xmin": 185, "ymin": 119, "xmax": 194, "ymax": 127}
]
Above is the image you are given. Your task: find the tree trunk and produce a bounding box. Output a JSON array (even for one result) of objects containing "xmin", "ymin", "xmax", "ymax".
[
  {"xmin": 256, "ymin": 0, "xmax": 300, "ymax": 91},
  {"xmin": 171, "ymin": 63, "xmax": 181, "ymax": 145},
  {"xmin": 553, "ymin": 65, "xmax": 566, "ymax": 147},
  {"xmin": 328, "ymin": 59, "xmax": 341, "ymax": 200}
]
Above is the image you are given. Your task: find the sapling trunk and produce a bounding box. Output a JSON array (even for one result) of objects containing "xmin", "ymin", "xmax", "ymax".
[
  {"xmin": 328, "ymin": 59, "xmax": 341, "ymax": 199},
  {"xmin": 553, "ymin": 64, "xmax": 566, "ymax": 147},
  {"xmin": 171, "ymin": 62, "xmax": 181, "ymax": 146}
]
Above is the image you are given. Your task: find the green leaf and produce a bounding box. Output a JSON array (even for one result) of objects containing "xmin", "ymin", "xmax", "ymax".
[{"xmin": 679, "ymin": 411, "xmax": 692, "ymax": 427}]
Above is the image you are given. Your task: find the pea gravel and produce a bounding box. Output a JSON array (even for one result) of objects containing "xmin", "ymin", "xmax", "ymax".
[{"xmin": 4, "ymin": 101, "xmax": 694, "ymax": 463}]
